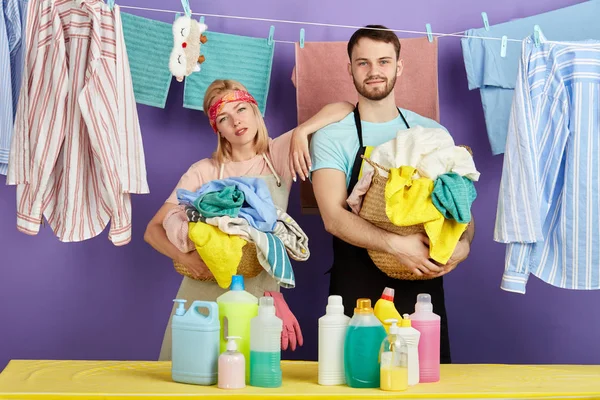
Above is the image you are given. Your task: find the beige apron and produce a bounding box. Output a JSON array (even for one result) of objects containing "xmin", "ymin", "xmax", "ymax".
[{"xmin": 158, "ymin": 154, "xmax": 288, "ymax": 361}]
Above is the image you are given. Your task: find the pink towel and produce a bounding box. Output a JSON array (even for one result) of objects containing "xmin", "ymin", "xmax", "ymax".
[
  {"xmin": 291, "ymin": 37, "xmax": 440, "ymax": 125},
  {"xmin": 163, "ymin": 205, "xmax": 195, "ymax": 253},
  {"xmin": 291, "ymin": 37, "xmax": 440, "ymax": 214},
  {"xmin": 346, "ymin": 170, "xmax": 374, "ymax": 215}
]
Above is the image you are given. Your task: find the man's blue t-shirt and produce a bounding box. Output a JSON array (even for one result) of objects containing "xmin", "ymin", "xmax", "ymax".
[{"xmin": 309, "ymin": 108, "xmax": 447, "ymax": 188}]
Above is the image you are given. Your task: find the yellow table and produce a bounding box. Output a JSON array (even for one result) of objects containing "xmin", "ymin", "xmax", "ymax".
[{"xmin": 0, "ymin": 360, "xmax": 599, "ymax": 399}]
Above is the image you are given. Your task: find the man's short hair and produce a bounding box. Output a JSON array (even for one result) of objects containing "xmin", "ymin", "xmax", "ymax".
[{"xmin": 347, "ymin": 24, "xmax": 401, "ymax": 61}]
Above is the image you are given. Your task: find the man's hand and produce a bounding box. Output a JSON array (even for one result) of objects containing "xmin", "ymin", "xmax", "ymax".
[
  {"xmin": 386, "ymin": 233, "xmax": 444, "ymax": 277},
  {"xmin": 434, "ymin": 238, "xmax": 470, "ymax": 278},
  {"xmin": 177, "ymin": 251, "xmax": 213, "ymax": 280}
]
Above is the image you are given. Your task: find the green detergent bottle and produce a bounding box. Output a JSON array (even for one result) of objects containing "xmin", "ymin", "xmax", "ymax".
[
  {"xmin": 216, "ymin": 275, "xmax": 258, "ymax": 383},
  {"xmin": 344, "ymin": 298, "xmax": 388, "ymax": 388}
]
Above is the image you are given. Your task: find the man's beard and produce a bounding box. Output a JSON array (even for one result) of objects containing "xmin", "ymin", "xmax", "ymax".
[{"xmin": 354, "ymin": 74, "xmax": 396, "ymax": 101}]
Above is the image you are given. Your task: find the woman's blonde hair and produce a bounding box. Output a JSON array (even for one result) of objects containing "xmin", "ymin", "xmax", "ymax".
[{"xmin": 203, "ymin": 79, "xmax": 269, "ymax": 164}]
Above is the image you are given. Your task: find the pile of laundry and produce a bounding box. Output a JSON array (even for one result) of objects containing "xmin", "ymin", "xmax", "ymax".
[
  {"xmin": 163, "ymin": 177, "xmax": 309, "ymax": 289},
  {"xmin": 348, "ymin": 126, "xmax": 480, "ymax": 264}
]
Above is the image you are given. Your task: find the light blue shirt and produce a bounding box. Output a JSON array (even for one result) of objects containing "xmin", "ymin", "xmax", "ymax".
[
  {"xmin": 494, "ymin": 33, "xmax": 600, "ymax": 294},
  {"xmin": 461, "ymin": 0, "xmax": 600, "ymax": 155},
  {"xmin": 310, "ymin": 108, "xmax": 446, "ymax": 188},
  {"xmin": 0, "ymin": 0, "xmax": 27, "ymax": 176}
]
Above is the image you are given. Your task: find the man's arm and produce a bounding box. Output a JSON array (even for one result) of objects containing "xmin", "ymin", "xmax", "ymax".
[{"xmin": 312, "ymin": 168, "xmax": 443, "ymax": 276}]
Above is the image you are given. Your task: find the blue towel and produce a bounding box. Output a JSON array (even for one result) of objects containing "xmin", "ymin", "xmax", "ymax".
[
  {"xmin": 177, "ymin": 177, "xmax": 278, "ymax": 232},
  {"xmin": 121, "ymin": 12, "xmax": 173, "ymax": 108},
  {"xmin": 461, "ymin": 0, "xmax": 600, "ymax": 154},
  {"xmin": 183, "ymin": 31, "xmax": 275, "ymax": 115}
]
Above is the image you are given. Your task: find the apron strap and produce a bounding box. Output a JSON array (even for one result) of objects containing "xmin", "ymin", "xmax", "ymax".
[
  {"xmin": 348, "ymin": 104, "xmax": 410, "ymax": 191},
  {"xmin": 218, "ymin": 153, "xmax": 282, "ymax": 188}
]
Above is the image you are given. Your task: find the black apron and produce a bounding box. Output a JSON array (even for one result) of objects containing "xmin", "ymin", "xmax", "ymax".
[{"xmin": 327, "ymin": 106, "xmax": 452, "ymax": 363}]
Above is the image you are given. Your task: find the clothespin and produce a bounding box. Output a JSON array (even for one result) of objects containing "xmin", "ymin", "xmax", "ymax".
[
  {"xmin": 425, "ymin": 23, "xmax": 433, "ymax": 43},
  {"xmin": 481, "ymin": 12, "xmax": 490, "ymax": 31},
  {"xmin": 268, "ymin": 25, "xmax": 275, "ymax": 46},
  {"xmin": 199, "ymin": 16, "xmax": 205, "ymax": 24},
  {"xmin": 533, "ymin": 24, "xmax": 542, "ymax": 47},
  {"xmin": 181, "ymin": 0, "xmax": 191, "ymax": 18},
  {"xmin": 299, "ymin": 28, "xmax": 305, "ymax": 48},
  {"xmin": 500, "ymin": 35, "xmax": 507, "ymax": 57},
  {"xmin": 174, "ymin": 12, "xmax": 181, "ymax": 21}
]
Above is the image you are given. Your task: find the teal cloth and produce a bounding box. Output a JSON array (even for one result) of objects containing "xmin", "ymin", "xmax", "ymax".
[
  {"xmin": 183, "ymin": 31, "xmax": 275, "ymax": 115},
  {"xmin": 193, "ymin": 186, "xmax": 245, "ymax": 218},
  {"xmin": 121, "ymin": 12, "xmax": 173, "ymax": 108},
  {"xmin": 431, "ymin": 173, "xmax": 477, "ymax": 224}
]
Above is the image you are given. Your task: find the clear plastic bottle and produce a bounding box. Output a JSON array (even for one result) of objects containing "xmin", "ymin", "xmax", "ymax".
[
  {"xmin": 218, "ymin": 336, "xmax": 245, "ymax": 389},
  {"xmin": 379, "ymin": 319, "xmax": 408, "ymax": 391},
  {"xmin": 410, "ymin": 293, "xmax": 440, "ymax": 383},
  {"xmin": 249, "ymin": 297, "xmax": 283, "ymax": 388},
  {"xmin": 318, "ymin": 295, "xmax": 350, "ymax": 385},
  {"xmin": 344, "ymin": 298, "xmax": 387, "ymax": 388}
]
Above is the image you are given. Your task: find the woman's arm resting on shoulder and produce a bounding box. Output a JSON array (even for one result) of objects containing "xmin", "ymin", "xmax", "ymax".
[{"xmin": 289, "ymin": 101, "xmax": 354, "ymax": 181}]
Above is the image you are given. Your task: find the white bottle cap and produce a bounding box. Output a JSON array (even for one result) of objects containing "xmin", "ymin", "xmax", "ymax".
[
  {"xmin": 226, "ymin": 336, "xmax": 241, "ymax": 352},
  {"xmin": 415, "ymin": 293, "xmax": 433, "ymax": 312},
  {"xmin": 384, "ymin": 319, "xmax": 400, "ymax": 335},
  {"xmin": 258, "ymin": 296, "xmax": 276, "ymax": 316},
  {"xmin": 326, "ymin": 295, "xmax": 344, "ymax": 315}
]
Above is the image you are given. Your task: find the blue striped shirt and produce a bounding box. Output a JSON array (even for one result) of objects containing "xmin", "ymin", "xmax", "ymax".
[
  {"xmin": 0, "ymin": 0, "xmax": 27, "ymax": 176},
  {"xmin": 494, "ymin": 32, "xmax": 600, "ymax": 294}
]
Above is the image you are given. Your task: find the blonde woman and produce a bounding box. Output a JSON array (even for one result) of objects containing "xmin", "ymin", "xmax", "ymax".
[{"xmin": 144, "ymin": 79, "xmax": 353, "ymax": 360}]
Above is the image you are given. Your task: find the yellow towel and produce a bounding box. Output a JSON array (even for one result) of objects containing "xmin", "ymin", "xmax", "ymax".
[
  {"xmin": 385, "ymin": 166, "xmax": 467, "ymax": 264},
  {"xmin": 188, "ymin": 221, "xmax": 246, "ymax": 288}
]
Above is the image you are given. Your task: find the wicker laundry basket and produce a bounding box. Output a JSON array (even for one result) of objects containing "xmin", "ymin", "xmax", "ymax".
[
  {"xmin": 173, "ymin": 242, "xmax": 263, "ymax": 281},
  {"xmin": 358, "ymin": 146, "xmax": 472, "ymax": 281}
]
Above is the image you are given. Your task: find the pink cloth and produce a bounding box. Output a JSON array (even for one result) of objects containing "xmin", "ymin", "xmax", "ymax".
[
  {"xmin": 163, "ymin": 205, "xmax": 194, "ymax": 253},
  {"xmin": 291, "ymin": 37, "xmax": 440, "ymax": 125},
  {"xmin": 346, "ymin": 170, "xmax": 374, "ymax": 215}
]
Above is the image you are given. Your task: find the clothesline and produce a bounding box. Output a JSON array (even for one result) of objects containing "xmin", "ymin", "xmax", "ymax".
[{"xmin": 117, "ymin": 3, "xmax": 599, "ymax": 46}]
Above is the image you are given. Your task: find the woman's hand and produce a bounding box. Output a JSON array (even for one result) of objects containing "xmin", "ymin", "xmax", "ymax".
[
  {"xmin": 177, "ymin": 251, "xmax": 213, "ymax": 280},
  {"xmin": 289, "ymin": 127, "xmax": 311, "ymax": 182}
]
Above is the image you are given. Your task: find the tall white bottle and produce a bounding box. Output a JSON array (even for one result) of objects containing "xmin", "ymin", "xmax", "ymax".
[
  {"xmin": 318, "ymin": 295, "xmax": 350, "ymax": 385},
  {"xmin": 396, "ymin": 314, "xmax": 421, "ymax": 385}
]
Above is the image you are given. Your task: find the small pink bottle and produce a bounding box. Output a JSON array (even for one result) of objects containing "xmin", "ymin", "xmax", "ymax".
[
  {"xmin": 409, "ymin": 294, "xmax": 440, "ymax": 383},
  {"xmin": 218, "ymin": 336, "xmax": 245, "ymax": 389}
]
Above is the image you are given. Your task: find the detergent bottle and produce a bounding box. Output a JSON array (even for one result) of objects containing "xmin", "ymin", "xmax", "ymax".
[
  {"xmin": 218, "ymin": 336, "xmax": 245, "ymax": 389},
  {"xmin": 379, "ymin": 319, "xmax": 408, "ymax": 391},
  {"xmin": 171, "ymin": 299, "xmax": 220, "ymax": 385},
  {"xmin": 374, "ymin": 287, "xmax": 402, "ymax": 333},
  {"xmin": 344, "ymin": 298, "xmax": 387, "ymax": 388},
  {"xmin": 318, "ymin": 295, "xmax": 350, "ymax": 385},
  {"xmin": 410, "ymin": 293, "xmax": 440, "ymax": 383},
  {"xmin": 398, "ymin": 313, "xmax": 421, "ymax": 385},
  {"xmin": 216, "ymin": 275, "xmax": 258, "ymax": 383},
  {"xmin": 249, "ymin": 296, "xmax": 283, "ymax": 388}
]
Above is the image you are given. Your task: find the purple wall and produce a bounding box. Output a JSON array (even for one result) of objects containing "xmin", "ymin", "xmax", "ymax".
[{"xmin": 1, "ymin": 0, "xmax": 599, "ymax": 371}]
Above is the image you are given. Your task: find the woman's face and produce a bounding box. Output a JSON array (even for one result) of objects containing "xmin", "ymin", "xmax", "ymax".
[{"xmin": 213, "ymin": 96, "xmax": 259, "ymax": 149}]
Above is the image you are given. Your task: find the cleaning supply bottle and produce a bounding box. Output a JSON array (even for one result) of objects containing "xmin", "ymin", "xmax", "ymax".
[
  {"xmin": 218, "ymin": 336, "xmax": 245, "ymax": 389},
  {"xmin": 379, "ymin": 319, "xmax": 408, "ymax": 391},
  {"xmin": 216, "ymin": 275, "xmax": 258, "ymax": 383},
  {"xmin": 397, "ymin": 314, "xmax": 420, "ymax": 385},
  {"xmin": 249, "ymin": 296, "xmax": 283, "ymax": 388},
  {"xmin": 318, "ymin": 295, "xmax": 350, "ymax": 386},
  {"xmin": 171, "ymin": 299, "xmax": 220, "ymax": 385},
  {"xmin": 374, "ymin": 287, "xmax": 402, "ymax": 333},
  {"xmin": 344, "ymin": 298, "xmax": 387, "ymax": 388},
  {"xmin": 410, "ymin": 293, "xmax": 440, "ymax": 383}
]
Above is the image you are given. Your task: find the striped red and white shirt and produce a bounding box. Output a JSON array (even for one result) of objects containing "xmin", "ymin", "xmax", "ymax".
[{"xmin": 7, "ymin": 0, "xmax": 149, "ymax": 245}]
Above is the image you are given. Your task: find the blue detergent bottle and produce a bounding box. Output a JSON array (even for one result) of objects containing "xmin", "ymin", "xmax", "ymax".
[
  {"xmin": 344, "ymin": 298, "xmax": 388, "ymax": 388},
  {"xmin": 171, "ymin": 299, "xmax": 220, "ymax": 385}
]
